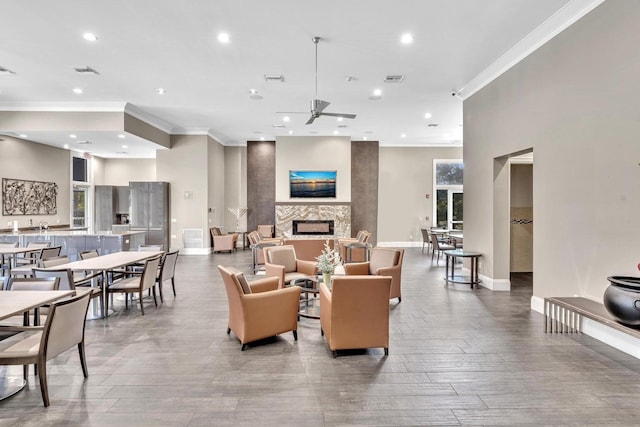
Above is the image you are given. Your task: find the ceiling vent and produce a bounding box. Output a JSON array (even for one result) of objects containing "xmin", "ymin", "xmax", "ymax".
[
  {"xmin": 337, "ymin": 125, "xmax": 347, "ymax": 128},
  {"xmin": 77, "ymin": 140, "xmax": 92, "ymax": 145},
  {"xmin": 264, "ymin": 75, "xmax": 285, "ymax": 83},
  {"xmin": 0, "ymin": 66, "xmax": 16, "ymax": 75},
  {"xmin": 74, "ymin": 66, "xmax": 100, "ymax": 75},
  {"xmin": 427, "ymin": 123, "xmax": 439, "ymax": 127},
  {"xmin": 272, "ymin": 124, "xmax": 285, "ymax": 128},
  {"xmin": 384, "ymin": 75, "xmax": 405, "ymax": 83}
]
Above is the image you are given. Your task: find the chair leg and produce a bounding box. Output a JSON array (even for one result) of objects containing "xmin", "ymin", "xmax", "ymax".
[
  {"xmin": 226, "ymin": 327, "xmax": 231, "ymax": 335},
  {"xmin": 23, "ymin": 364, "xmax": 28, "ymax": 380},
  {"xmin": 292, "ymin": 330, "xmax": 298, "ymax": 341},
  {"xmin": 152, "ymin": 287, "xmax": 158, "ymax": 306},
  {"xmin": 138, "ymin": 291, "xmax": 145, "ymax": 315},
  {"xmin": 384, "ymin": 347, "xmax": 389, "ymax": 356},
  {"xmin": 37, "ymin": 358, "xmax": 49, "ymax": 407},
  {"xmin": 332, "ymin": 350, "xmax": 337, "ymax": 358},
  {"xmin": 78, "ymin": 342, "xmax": 89, "ymax": 378},
  {"xmin": 171, "ymin": 278, "xmax": 176, "ymax": 297},
  {"xmin": 124, "ymin": 293, "xmax": 129, "ymax": 309},
  {"xmin": 321, "ymin": 328, "xmax": 324, "ymax": 336},
  {"xmin": 158, "ymin": 281, "xmax": 164, "ymax": 303},
  {"xmin": 241, "ymin": 343, "xmax": 247, "ymax": 351}
]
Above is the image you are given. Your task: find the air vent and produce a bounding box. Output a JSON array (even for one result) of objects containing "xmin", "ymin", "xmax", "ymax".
[
  {"xmin": 74, "ymin": 66, "xmax": 100, "ymax": 75},
  {"xmin": 77, "ymin": 140, "xmax": 92, "ymax": 145},
  {"xmin": 264, "ymin": 75, "xmax": 285, "ymax": 83},
  {"xmin": 427, "ymin": 123, "xmax": 439, "ymax": 127},
  {"xmin": 384, "ymin": 74, "xmax": 405, "ymax": 83},
  {"xmin": 337, "ymin": 125, "xmax": 347, "ymax": 128},
  {"xmin": 272, "ymin": 124, "xmax": 285, "ymax": 128},
  {"xmin": 0, "ymin": 66, "xmax": 16, "ymax": 75}
]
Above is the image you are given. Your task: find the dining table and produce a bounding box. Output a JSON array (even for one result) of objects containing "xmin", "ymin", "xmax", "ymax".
[
  {"xmin": 0, "ymin": 247, "xmax": 38, "ymax": 273},
  {"xmin": 0, "ymin": 289, "xmax": 75, "ymax": 401},
  {"xmin": 47, "ymin": 250, "xmax": 164, "ymax": 319}
]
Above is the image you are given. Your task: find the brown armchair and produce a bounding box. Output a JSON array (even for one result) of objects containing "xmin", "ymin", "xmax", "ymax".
[
  {"xmin": 217, "ymin": 265, "xmax": 301, "ymax": 351},
  {"xmin": 344, "ymin": 247, "xmax": 404, "ymax": 302},
  {"xmin": 210, "ymin": 227, "xmax": 238, "ymax": 253},
  {"xmin": 320, "ymin": 275, "xmax": 391, "ymax": 358},
  {"xmin": 263, "ymin": 245, "xmax": 317, "ymax": 288},
  {"xmin": 257, "ymin": 224, "xmax": 275, "ymax": 238}
]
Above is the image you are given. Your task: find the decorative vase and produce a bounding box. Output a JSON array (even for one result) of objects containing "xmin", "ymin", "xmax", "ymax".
[
  {"xmin": 322, "ymin": 272, "xmax": 332, "ymax": 289},
  {"xmin": 604, "ymin": 276, "xmax": 640, "ymax": 326}
]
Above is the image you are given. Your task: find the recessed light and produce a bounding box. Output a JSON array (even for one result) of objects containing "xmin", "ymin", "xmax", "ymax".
[
  {"xmin": 217, "ymin": 32, "xmax": 230, "ymax": 43},
  {"xmin": 337, "ymin": 117, "xmax": 343, "ymax": 122},
  {"xmin": 424, "ymin": 112, "xmax": 432, "ymax": 119},
  {"xmin": 73, "ymin": 88, "xmax": 83, "ymax": 94},
  {"xmin": 63, "ymin": 144, "xmax": 69, "ymax": 149},
  {"xmin": 373, "ymin": 89, "xmax": 382, "ymax": 96},
  {"xmin": 363, "ymin": 136, "xmax": 368, "ymax": 140},
  {"xmin": 122, "ymin": 145, "xmax": 128, "ymax": 149},
  {"xmin": 156, "ymin": 88, "xmax": 166, "ymax": 95},
  {"xmin": 118, "ymin": 134, "xmax": 125, "ymax": 139},
  {"xmin": 283, "ymin": 116, "xmax": 290, "ymax": 122},
  {"xmin": 69, "ymin": 134, "xmax": 77, "ymax": 139},
  {"xmin": 19, "ymin": 134, "xmax": 27, "ymax": 138},
  {"xmin": 288, "ymin": 130, "xmax": 293, "ymax": 135},
  {"xmin": 83, "ymin": 33, "xmax": 98, "ymax": 42},
  {"xmin": 333, "ymin": 130, "xmax": 339, "ymax": 135},
  {"xmin": 401, "ymin": 133, "xmax": 407, "ymax": 138},
  {"xmin": 260, "ymin": 136, "xmax": 265, "ymax": 141},
  {"xmin": 444, "ymin": 133, "xmax": 450, "ymax": 138},
  {"xmin": 401, "ymin": 33, "xmax": 414, "ymax": 44}
]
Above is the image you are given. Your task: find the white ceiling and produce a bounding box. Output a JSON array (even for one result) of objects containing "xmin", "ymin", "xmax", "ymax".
[{"xmin": 0, "ymin": 0, "xmax": 602, "ymax": 158}]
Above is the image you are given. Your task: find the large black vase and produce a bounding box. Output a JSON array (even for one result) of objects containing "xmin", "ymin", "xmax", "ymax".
[{"xmin": 604, "ymin": 276, "xmax": 640, "ymax": 326}]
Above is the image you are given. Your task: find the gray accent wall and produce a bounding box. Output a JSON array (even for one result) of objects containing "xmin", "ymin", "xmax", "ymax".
[
  {"xmin": 351, "ymin": 141, "xmax": 379, "ymax": 244},
  {"xmin": 247, "ymin": 140, "xmax": 275, "ymax": 233}
]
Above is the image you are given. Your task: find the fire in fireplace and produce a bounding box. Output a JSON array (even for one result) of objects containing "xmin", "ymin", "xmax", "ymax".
[{"xmin": 292, "ymin": 220, "xmax": 334, "ymax": 236}]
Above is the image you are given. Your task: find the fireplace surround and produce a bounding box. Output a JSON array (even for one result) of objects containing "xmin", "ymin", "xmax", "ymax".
[{"xmin": 292, "ymin": 220, "xmax": 334, "ymax": 236}]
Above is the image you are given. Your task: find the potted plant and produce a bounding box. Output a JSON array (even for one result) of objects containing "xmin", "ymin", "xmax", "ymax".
[{"xmin": 316, "ymin": 239, "xmax": 342, "ymax": 288}]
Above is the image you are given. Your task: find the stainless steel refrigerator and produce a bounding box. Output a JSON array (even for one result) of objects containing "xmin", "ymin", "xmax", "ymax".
[{"xmin": 129, "ymin": 182, "xmax": 170, "ymax": 250}]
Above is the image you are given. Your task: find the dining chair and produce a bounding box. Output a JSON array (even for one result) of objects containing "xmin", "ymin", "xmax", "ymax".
[
  {"xmin": 156, "ymin": 250, "xmax": 179, "ymax": 301},
  {"xmin": 6, "ymin": 277, "xmax": 61, "ymax": 327},
  {"xmin": 13, "ymin": 242, "xmax": 51, "ymax": 267},
  {"xmin": 106, "ymin": 256, "xmax": 162, "ymax": 315},
  {"xmin": 420, "ymin": 229, "xmax": 431, "ymax": 254},
  {"xmin": 11, "ymin": 246, "xmax": 62, "ymax": 277},
  {"xmin": 33, "ymin": 268, "xmax": 104, "ymax": 318},
  {"xmin": 0, "ymin": 276, "xmax": 9, "ymax": 291},
  {"xmin": 138, "ymin": 244, "xmax": 163, "ymax": 251},
  {"xmin": 79, "ymin": 249, "xmax": 100, "ymax": 260},
  {"xmin": 0, "ymin": 290, "xmax": 92, "ymax": 407},
  {"xmin": 431, "ymin": 233, "xmax": 455, "ymax": 264},
  {"xmin": 0, "ymin": 241, "xmax": 18, "ymax": 274}
]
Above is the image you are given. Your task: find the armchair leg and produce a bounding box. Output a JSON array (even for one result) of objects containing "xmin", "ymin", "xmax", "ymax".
[
  {"xmin": 139, "ymin": 291, "xmax": 145, "ymax": 315},
  {"xmin": 241, "ymin": 343, "xmax": 248, "ymax": 351},
  {"xmin": 398, "ymin": 296, "xmax": 402, "ymax": 303},
  {"xmin": 320, "ymin": 328, "xmax": 324, "ymax": 336},
  {"xmin": 332, "ymin": 350, "xmax": 337, "ymax": 358},
  {"xmin": 384, "ymin": 347, "xmax": 389, "ymax": 356},
  {"xmin": 226, "ymin": 327, "xmax": 231, "ymax": 335},
  {"xmin": 78, "ymin": 342, "xmax": 88, "ymax": 378},
  {"xmin": 152, "ymin": 288, "xmax": 158, "ymax": 306},
  {"xmin": 171, "ymin": 278, "xmax": 176, "ymax": 296},
  {"xmin": 37, "ymin": 359, "xmax": 49, "ymax": 407},
  {"xmin": 292, "ymin": 330, "xmax": 298, "ymax": 341}
]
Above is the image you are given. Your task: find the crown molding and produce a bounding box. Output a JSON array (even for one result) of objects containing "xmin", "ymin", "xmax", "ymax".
[
  {"xmin": 123, "ymin": 103, "xmax": 175, "ymax": 134},
  {"xmin": 456, "ymin": 0, "xmax": 606, "ymax": 100},
  {"xmin": 0, "ymin": 101, "xmax": 127, "ymax": 111}
]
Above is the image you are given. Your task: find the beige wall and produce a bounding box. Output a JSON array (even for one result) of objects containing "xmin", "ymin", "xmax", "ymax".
[
  {"xmin": 378, "ymin": 146, "xmax": 462, "ymax": 243},
  {"xmin": 0, "ymin": 137, "xmax": 70, "ymax": 228},
  {"xmin": 99, "ymin": 158, "xmax": 156, "ymax": 186},
  {"xmin": 275, "ymin": 136, "xmax": 351, "ymax": 202},
  {"xmin": 208, "ymin": 136, "xmax": 225, "ymax": 230},
  {"xmin": 157, "ymin": 135, "xmax": 209, "ymax": 251},
  {"xmin": 464, "ymin": 0, "xmax": 640, "ymax": 298},
  {"xmin": 223, "ymin": 146, "xmax": 247, "ymax": 232}
]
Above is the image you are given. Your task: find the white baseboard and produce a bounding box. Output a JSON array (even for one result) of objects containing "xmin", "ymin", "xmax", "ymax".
[
  {"xmin": 180, "ymin": 247, "xmax": 212, "ymax": 255},
  {"xmin": 477, "ymin": 274, "xmax": 511, "ymax": 291},
  {"xmin": 531, "ymin": 295, "xmax": 640, "ymax": 359},
  {"xmin": 377, "ymin": 241, "xmax": 422, "ymax": 248}
]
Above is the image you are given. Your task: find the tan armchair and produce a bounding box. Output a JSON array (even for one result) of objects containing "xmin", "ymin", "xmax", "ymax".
[
  {"xmin": 344, "ymin": 247, "xmax": 404, "ymax": 302},
  {"xmin": 264, "ymin": 245, "xmax": 317, "ymax": 288},
  {"xmin": 210, "ymin": 227, "xmax": 238, "ymax": 253},
  {"xmin": 257, "ymin": 224, "xmax": 275, "ymax": 238},
  {"xmin": 248, "ymin": 230, "xmax": 283, "ymax": 273},
  {"xmin": 320, "ymin": 275, "xmax": 391, "ymax": 358},
  {"xmin": 217, "ymin": 265, "xmax": 301, "ymax": 351},
  {"xmin": 338, "ymin": 230, "xmax": 371, "ymax": 263}
]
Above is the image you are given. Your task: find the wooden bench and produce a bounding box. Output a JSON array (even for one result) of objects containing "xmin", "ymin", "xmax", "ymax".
[{"xmin": 544, "ymin": 297, "xmax": 640, "ymax": 339}]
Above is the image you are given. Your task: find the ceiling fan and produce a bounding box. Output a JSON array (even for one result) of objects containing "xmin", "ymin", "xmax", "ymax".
[{"xmin": 279, "ymin": 37, "xmax": 356, "ymax": 125}]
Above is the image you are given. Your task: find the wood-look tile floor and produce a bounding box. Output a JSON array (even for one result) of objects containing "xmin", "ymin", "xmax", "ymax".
[{"xmin": 2, "ymin": 249, "xmax": 640, "ymax": 426}]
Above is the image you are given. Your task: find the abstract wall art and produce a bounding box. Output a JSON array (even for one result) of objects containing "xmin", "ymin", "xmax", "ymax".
[{"xmin": 2, "ymin": 178, "xmax": 58, "ymax": 215}]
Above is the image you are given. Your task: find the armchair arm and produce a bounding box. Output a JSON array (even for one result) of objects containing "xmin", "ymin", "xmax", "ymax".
[
  {"xmin": 344, "ymin": 262, "xmax": 370, "ymax": 275},
  {"xmin": 296, "ymin": 259, "xmax": 318, "ymax": 276},
  {"xmin": 248, "ymin": 276, "xmax": 280, "ymax": 293},
  {"xmin": 376, "ymin": 266, "xmax": 400, "ymax": 282},
  {"xmin": 319, "ymin": 282, "xmax": 332, "ymax": 340},
  {"xmin": 264, "ymin": 262, "xmax": 286, "ymax": 288}
]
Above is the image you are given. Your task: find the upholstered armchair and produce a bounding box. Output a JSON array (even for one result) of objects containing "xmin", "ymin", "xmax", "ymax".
[
  {"xmin": 210, "ymin": 227, "xmax": 238, "ymax": 253},
  {"xmin": 320, "ymin": 275, "xmax": 391, "ymax": 358},
  {"xmin": 248, "ymin": 231, "xmax": 283, "ymax": 273},
  {"xmin": 217, "ymin": 265, "xmax": 301, "ymax": 351},
  {"xmin": 344, "ymin": 247, "xmax": 404, "ymax": 302},
  {"xmin": 337, "ymin": 230, "xmax": 371, "ymax": 263},
  {"xmin": 257, "ymin": 224, "xmax": 275, "ymax": 239},
  {"xmin": 263, "ymin": 245, "xmax": 317, "ymax": 288}
]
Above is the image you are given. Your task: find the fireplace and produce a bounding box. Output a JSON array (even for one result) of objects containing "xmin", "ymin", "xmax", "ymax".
[{"xmin": 292, "ymin": 220, "xmax": 334, "ymax": 236}]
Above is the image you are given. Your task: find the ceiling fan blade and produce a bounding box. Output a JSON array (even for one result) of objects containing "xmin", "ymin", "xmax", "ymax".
[
  {"xmin": 311, "ymin": 99, "xmax": 330, "ymax": 113},
  {"xmin": 275, "ymin": 111, "xmax": 308, "ymax": 114},
  {"xmin": 305, "ymin": 115, "xmax": 317, "ymax": 125},
  {"xmin": 319, "ymin": 112, "xmax": 357, "ymax": 119}
]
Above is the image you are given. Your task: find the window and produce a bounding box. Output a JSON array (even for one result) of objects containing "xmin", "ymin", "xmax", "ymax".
[
  {"xmin": 433, "ymin": 160, "xmax": 463, "ymax": 230},
  {"xmin": 72, "ymin": 186, "xmax": 88, "ymax": 227},
  {"xmin": 71, "ymin": 153, "xmax": 92, "ymax": 229},
  {"xmin": 72, "ymin": 157, "xmax": 87, "ymax": 182}
]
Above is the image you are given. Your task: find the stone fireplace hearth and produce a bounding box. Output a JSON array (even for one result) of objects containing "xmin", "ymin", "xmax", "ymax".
[{"xmin": 275, "ymin": 203, "xmax": 350, "ymax": 239}]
